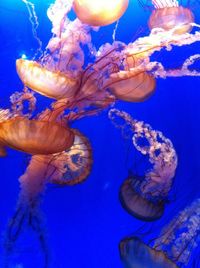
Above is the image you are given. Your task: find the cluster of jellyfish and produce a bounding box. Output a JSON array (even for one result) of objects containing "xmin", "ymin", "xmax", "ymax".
[{"xmin": 1, "ymin": 0, "xmax": 200, "ymax": 267}]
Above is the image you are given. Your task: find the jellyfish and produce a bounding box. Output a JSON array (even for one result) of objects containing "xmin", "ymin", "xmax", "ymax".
[
  {"xmin": 0, "ymin": 98, "xmax": 74, "ymax": 156},
  {"xmin": 43, "ymin": 129, "xmax": 93, "ymax": 186},
  {"xmin": 109, "ymin": 109, "xmax": 177, "ymax": 221},
  {"xmin": 73, "ymin": 0, "xmax": 129, "ymax": 26},
  {"xmin": 120, "ymin": 198, "xmax": 200, "ymax": 268},
  {"xmin": 140, "ymin": 0, "xmax": 194, "ymax": 34},
  {"xmin": 120, "ymin": 237, "xmax": 177, "ymax": 268},
  {"xmin": 16, "ymin": 59, "xmax": 80, "ymax": 100},
  {"xmin": 3, "ymin": 96, "xmax": 93, "ymax": 266},
  {"xmin": 103, "ymin": 67, "xmax": 156, "ymax": 102}
]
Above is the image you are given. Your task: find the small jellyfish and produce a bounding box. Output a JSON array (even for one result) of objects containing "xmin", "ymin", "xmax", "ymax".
[
  {"xmin": 109, "ymin": 108, "xmax": 177, "ymax": 221},
  {"xmin": 148, "ymin": 0, "xmax": 194, "ymax": 34},
  {"xmin": 73, "ymin": 0, "xmax": 129, "ymax": 26},
  {"xmin": 120, "ymin": 198, "xmax": 200, "ymax": 268}
]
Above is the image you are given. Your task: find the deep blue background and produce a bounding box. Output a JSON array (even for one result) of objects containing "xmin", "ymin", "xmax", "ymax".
[{"xmin": 0, "ymin": 0, "xmax": 200, "ymax": 267}]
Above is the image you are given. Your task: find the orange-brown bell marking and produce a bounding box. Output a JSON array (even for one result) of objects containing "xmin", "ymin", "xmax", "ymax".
[
  {"xmin": 105, "ymin": 71, "xmax": 156, "ymax": 102},
  {"xmin": 0, "ymin": 118, "xmax": 74, "ymax": 155},
  {"xmin": 73, "ymin": 0, "xmax": 129, "ymax": 26},
  {"xmin": 0, "ymin": 145, "xmax": 6, "ymax": 157},
  {"xmin": 148, "ymin": 6, "xmax": 194, "ymax": 34},
  {"xmin": 16, "ymin": 59, "xmax": 79, "ymax": 100}
]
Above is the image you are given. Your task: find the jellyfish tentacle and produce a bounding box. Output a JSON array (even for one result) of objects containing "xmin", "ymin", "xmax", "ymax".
[
  {"xmin": 109, "ymin": 108, "xmax": 177, "ymax": 221},
  {"xmin": 6, "ymin": 206, "xmax": 28, "ymax": 247},
  {"xmin": 153, "ymin": 199, "xmax": 200, "ymax": 266},
  {"xmin": 10, "ymin": 88, "xmax": 36, "ymax": 117},
  {"xmin": 4, "ymin": 156, "xmax": 51, "ymax": 267},
  {"xmin": 121, "ymin": 199, "xmax": 200, "ymax": 268}
]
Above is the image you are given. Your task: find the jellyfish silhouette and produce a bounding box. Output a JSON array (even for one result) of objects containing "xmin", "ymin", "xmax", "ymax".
[
  {"xmin": 120, "ymin": 198, "xmax": 200, "ymax": 268},
  {"xmin": 109, "ymin": 108, "xmax": 177, "ymax": 221}
]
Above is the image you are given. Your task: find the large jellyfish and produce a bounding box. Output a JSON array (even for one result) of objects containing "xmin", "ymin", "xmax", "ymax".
[
  {"xmin": 109, "ymin": 109, "xmax": 177, "ymax": 221},
  {"xmin": 2, "ymin": 91, "xmax": 93, "ymax": 266},
  {"xmin": 73, "ymin": 0, "xmax": 129, "ymax": 26},
  {"xmin": 0, "ymin": 90, "xmax": 74, "ymax": 156},
  {"xmin": 120, "ymin": 198, "xmax": 200, "ymax": 268}
]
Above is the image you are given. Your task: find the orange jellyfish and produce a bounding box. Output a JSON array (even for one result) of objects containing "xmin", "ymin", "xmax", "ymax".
[
  {"xmin": 16, "ymin": 59, "xmax": 79, "ymax": 100},
  {"xmin": 148, "ymin": 0, "xmax": 194, "ymax": 34},
  {"xmin": 104, "ymin": 69, "xmax": 156, "ymax": 102},
  {"xmin": 109, "ymin": 109, "xmax": 177, "ymax": 221},
  {"xmin": 0, "ymin": 112, "xmax": 74, "ymax": 156},
  {"xmin": 120, "ymin": 198, "xmax": 200, "ymax": 268},
  {"xmin": 16, "ymin": 0, "xmax": 93, "ymax": 101},
  {"xmin": 73, "ymin": 0, "xmax": 129, "ymax": 26},
  {"xmin": 0, "ymin": 87, "xmax": 76, "ymax": 157},
  {"xmin": 91, "ymin": 42, "xmax": 156, "ymax": 103},
  {"xmin": 0, "ymin": 117, "xmax": 74, "ymax": 155},
  {"xmin": 3, "ymin": 106, "xmax": 92, "ymax": 266},
  {"xmin": 41, "ymin": 129, "xmax": 93, "ymax": 186}
]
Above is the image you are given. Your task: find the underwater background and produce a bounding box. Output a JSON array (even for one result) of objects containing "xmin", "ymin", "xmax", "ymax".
[{"xmin": 0, "ymin": 0, "xmax": 200, "ymax": 267}]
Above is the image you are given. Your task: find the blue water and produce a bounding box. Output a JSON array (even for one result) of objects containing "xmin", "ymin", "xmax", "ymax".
[{"xmin": 0, "ymin": 0, "xmax": 200, "ymax": 267}]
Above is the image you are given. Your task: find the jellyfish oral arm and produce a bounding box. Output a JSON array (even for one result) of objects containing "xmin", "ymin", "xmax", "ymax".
[
  {"xmin": 19, "ymin": 156, "xmax": 51, "ymax": 201},
  {"xmin": 4, "ymin": 156, "xmax": 53, "ymax": 265},
  {"xmin": 147, "ymin": 54, "xmax": 200, "ymax": 78},
  {"xmin": 153, "ymin": 199, "xmax": 200, "ymax": 266}
]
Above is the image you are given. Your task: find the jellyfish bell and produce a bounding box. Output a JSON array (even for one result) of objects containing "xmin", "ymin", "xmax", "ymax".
[
  {"xmin": 148, "ymin": 3, "xmax": 194, "ymax": 34},
  {"xmin": 105, "ymin": 70, "xmax": 156, "ymax": 102},
  {"xmin": 0, "ymin": 117, "xmax": 74, "ymax": 155},
  {"xmin": 120, "ymin": 236, "xmax": 177, "ymax": 268},
  {"xmin": 38, "ymin": 129, "xmax": 93, "ymax": 186},
  {"xmin": 16, "ymin": 59, "xmax": 79, "ymax": 100},
  {"xmin": 73, "ymin": 0, "xmax": 129, "ymax": 26},
  {"xmin": 120, "ymin": 176, "xmax": 164, "ymax": 221}
]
